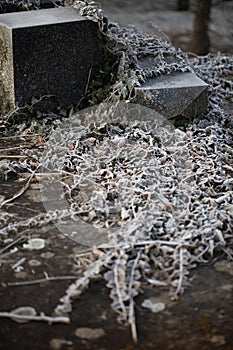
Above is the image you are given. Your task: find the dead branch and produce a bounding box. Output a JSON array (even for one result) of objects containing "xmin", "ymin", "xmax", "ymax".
[
  {"xmin": 0, "ymin": 155, "xmax": 28, "ymax": 159},
  {"xmin": 0, "ymin": 237, "xmax": 26, "ymax": 255},
  {"xmin": 7, "ymin": 274, "xmax": 79, "ymax": 287},
  {"xmin": 0, "ymin": 166, "xmax": 39, "ymax": 208},
  {"xmin": 0, "ymin": 312, "xmax": 70, "ymax": 324},
  {"xmin": 174, "ymin": 247, "xmax": 184, "ymax": 298},
  {"xmin": 128, "ymin": 251, "xmax": 141, "ymax": 343}
]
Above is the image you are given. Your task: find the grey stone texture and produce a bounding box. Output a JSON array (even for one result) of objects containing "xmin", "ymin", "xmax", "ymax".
[
  {"xmin": 135, "ymin": 71, "xmax": 208, "ymax": 120},
  {"xmin": 0, "ymin": 7, "xmax": 105, "ymax": 114}
]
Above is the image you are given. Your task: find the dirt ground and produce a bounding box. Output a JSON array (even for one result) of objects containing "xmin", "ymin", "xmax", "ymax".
[
  {"xmin": 0, "ymin": 1, "xmax": 233, "ymax": 350},
  {"xmin": 0, "ymin": 103, "xmax": 232, "ymax": 349},
  {"xmin": 0, "ymin": 175, "xmax": 233, "ymax": 350}
]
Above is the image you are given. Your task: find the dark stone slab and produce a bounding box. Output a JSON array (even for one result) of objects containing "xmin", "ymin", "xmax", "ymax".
[
  {"xmin": 0, "ymin": 7, "xmax": 105, "ymax": 114},
  {"xmin": 135, "ymin": 71, "xmax": 208, "ymax": 121},
  {"xmin": 39, "ymin": 0, "xmax": 65, "ymax": 9}
]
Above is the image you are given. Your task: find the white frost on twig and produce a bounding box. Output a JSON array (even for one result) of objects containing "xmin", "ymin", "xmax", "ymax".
[{"xmin": 0, "ymin": 311, "xmax": 70, "ymax": 324}]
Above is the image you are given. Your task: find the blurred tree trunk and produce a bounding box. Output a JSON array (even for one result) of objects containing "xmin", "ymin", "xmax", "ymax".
[
  {"xmin": 191, "ymin": 0, "xmax": 212, "ymax": 55},
  {"xmin": 177, "ymin": 0, "xmax": 190, "ymax": 11}
]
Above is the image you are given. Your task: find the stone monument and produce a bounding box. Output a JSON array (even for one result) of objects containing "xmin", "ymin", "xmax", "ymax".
[
  {"xmin": 135, "ymin": 55, "xmax": 208, "ymax": 121},
  {"xmin": 0, "ymin": 6, "xmax": 105, "ymax": 114},
  {"xmin": 136, "ymin": 71, "xmax": 208, "ymax": 121},
  {"xmin": 0, "ymin": 5, "xmax": 208, "ymax": 120}
]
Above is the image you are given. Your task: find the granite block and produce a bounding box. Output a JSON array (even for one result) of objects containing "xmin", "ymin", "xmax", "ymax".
[
  {"xmin": 0, "ymin": 7, "xmax": 105, "ymax": 114},
  {"xmin": 135, "ymin": 72, "xmax": 208, "ymax": 120}
]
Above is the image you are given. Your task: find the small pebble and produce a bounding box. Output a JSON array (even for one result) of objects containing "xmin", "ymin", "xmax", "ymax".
[
  {"xmin": 220, "ymin": 284, "xmax": 233, "ymax": 292},
  {"xmin": 209, "ymin": 335, "xmax": 226, "ymax": 346},
  {"xmin": 28, "ymin": 259, "xmax": 42, "ymax": 267},
  {"xmin": 40, "ymin": 252, "xmax": 55, "ymax": 259},
  {"xmin": 50, "ymin": 338, "xmax": 73, "ymax": 350},
  {"xmin": 23, "ymin": 238, "xmax": 45, "ymax": 250},
  {"xmin": 14, "ymin": 271, "xmax": 28, "ymax": 279},
  {"xmin": 72, "ymin": 247, "xmax": 83, "ymax": 254},
  {"xmin": 214, "ymin": 260, "xmax": 233, "ymax": 276},
  {"xmin": 30, "ymin": 183, "xmax": 41, "ymax": 190},
  {"xmin": 141, "ymin": 299, "xmax": 166, "ymax": 313},
  {"xmin": 75, "ymin": 327, "xmax": 106, "ymax": 340}
]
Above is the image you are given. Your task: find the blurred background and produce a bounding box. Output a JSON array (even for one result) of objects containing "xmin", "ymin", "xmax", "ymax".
[
  {"xmin": 0, "ymin": 0, "xmax": 232, "ymax": 54},
  {"xmin": 98, "ymin": 0, "xmax": 233, "ymax": 54}
]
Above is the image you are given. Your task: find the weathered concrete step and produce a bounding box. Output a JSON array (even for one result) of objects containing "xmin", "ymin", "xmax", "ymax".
[
  {"xmin": 135, "ymin": 72, "xmax": 208, "ymax": 120},
  {"xmin": 0, "ymin": 7, "xmax": 104, "ymax": 114}
]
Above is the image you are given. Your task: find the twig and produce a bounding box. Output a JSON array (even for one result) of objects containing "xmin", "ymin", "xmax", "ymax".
[
  {"xmin": 9, "ymin": 203, "xmax": 40, "ymax": 214},
  {"xmin": 0, "ymin": 147, "xmax": 24, "ymax": 152},
  {"xmin": 0, "ymin": 312, "xmax": 70, "ymax": 324},
  {"xmin": 99, "ymin": 240, "xmax": 189, "ymax": 250},
  {"xmin": 85, "ymin": 67, "xmax": 92, "ymax": 95},
  {"xmin": 133, "ymin": 240, "xmax": 188, "ymax": 247},
  {"xmin": 12, "ymin": 257, "xmax": 26, "ymax": 270},
  {"xmin": 128, "ymin": 251, "xmax": 141, "ymax": 343},
  {"xmin": 2, "ymin": 105, "xmax": 21, "ymax": 122},
  {"xmin": 0, "ymin": 135, "xmax": 38, "ymax": 140},
  {"xmin": 145, "ymin": 277, "xmax": 167, "ymax": 287},
  {"xmin": 0, "ymin": 237, "xmax": 25, "ymax": 255},
  {"xmin": 7, "ymin": 274, "xmax": 79, "ymax": 287},
  {"xmin": 114, "ymin": 255, "xmax": 127, "ymax": 322},
  {"xmin": 0, "ymin": 166, "xmax": 38, "ymax": 208},
  {"xmin": 174, "ymin": 247, "xmax": 184, "ymax": 298},
  {"xmin": 186, "ymin": 52, "xmax": 200, "ymax": 58},
  {"xmin": 54, "ymin": 251, "xmax": 114, "ymax": 316},
  {"xmin": 150, "ymin": 22, "xmax": 172, "ymax": 44},
  {"xmin": 0, "ymin": 155, "xmax": 28, "ymax": 159}
]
